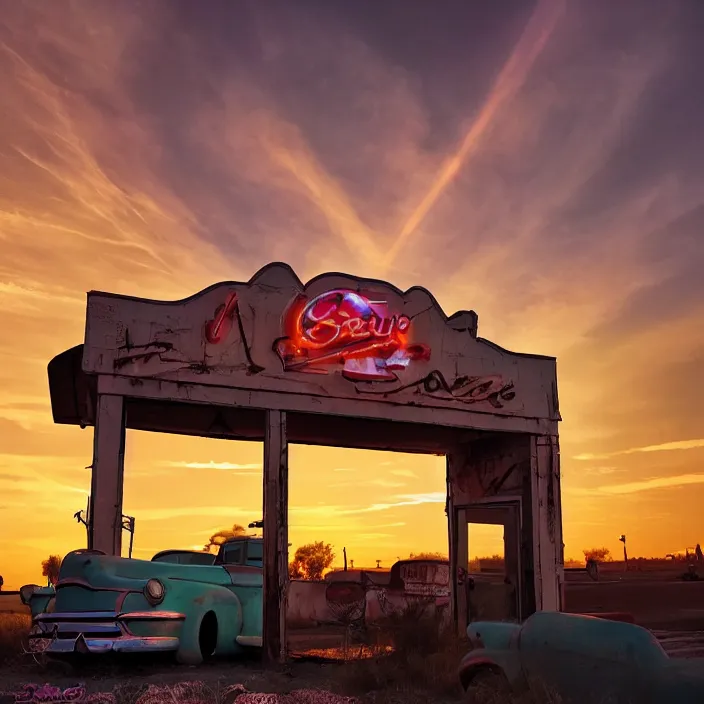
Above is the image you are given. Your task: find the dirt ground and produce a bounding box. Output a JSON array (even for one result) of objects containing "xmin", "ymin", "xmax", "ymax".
[
  {"xmin": 0, "ymin": 656, "xmax": 353, "ymax": 697},
  {"xmin": 0, "ymin": 621, "xmax": 463, "ymax": 704},
  {"xmin": 2, "ymin": 577, "xmax": 704, "ymax": 702}
]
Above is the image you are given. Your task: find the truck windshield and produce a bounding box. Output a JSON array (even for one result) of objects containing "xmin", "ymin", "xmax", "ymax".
[
  {"xmin": 246, "ymin": 540, "xmax": 263, "ymax": 567},
  {"xmin": 152, "ymin": 551, "xmax": 216, "ymax": 565}
]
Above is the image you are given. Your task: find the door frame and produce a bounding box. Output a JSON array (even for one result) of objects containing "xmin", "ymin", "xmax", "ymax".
[{"xmin": 454, "ymin": 497, "xmax": 523, "ymax": 625}]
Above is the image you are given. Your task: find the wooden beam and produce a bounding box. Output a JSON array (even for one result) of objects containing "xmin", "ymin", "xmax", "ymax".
[
  {"xmin": 446, "ymin": 454, "xmax": 459, "ymax": 633},
  {"xmin": 98, "ymin": 374, "xmax": 557, "ymax": 437},
  {"xmin": 530, "ymin": 435, "xmax": 563, "ymax": 611},
  {"xmin": 88, "ymin": 394, "xmax": 126, "ymax": 555},
  {"xmin": 262, "ymin": 410, "xmax": 288, "ymax": 662}
]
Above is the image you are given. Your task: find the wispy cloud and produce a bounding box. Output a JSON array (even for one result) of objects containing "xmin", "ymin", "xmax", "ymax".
[
  {"xmin": 382, "ymin": 0, "xmax": 567, "ymax": 271},
  {"xmin": 354, "ymin": 533, "xmax": 395, "ymax": 541},
  {"xmin": 132, "ymin": 505, "xmax": 255, "ymax": 521},
  {"xmin": 574, "ymin": 438, "xmax": 704, "ymax": 461},
  {"xmin": 290, "ymin": 522, "xmax": 406, "ymax": 532},
  {"xmin": 341, "ymin": 492, "xmax": 446, "ymax": 515},
  {"xmin": 390, "ymin": 469, "xmax": 417, "ymax": 478},
  {"xmin": 582, "ymin": 466, "xmax": 621, "ymax": 475},
  {"xmin": 159, "ymin": 461, "xmax": 262, "ymax": 472},
  {"xmin": 598, "ymin": 473, "xmax": 704, "ymax": 496},
  {"xmin": 331, "ymin": 478, "xmax": 406, "ymax": 489}
]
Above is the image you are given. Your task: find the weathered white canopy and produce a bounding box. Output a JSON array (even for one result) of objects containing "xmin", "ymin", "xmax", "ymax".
[{"xmin": 52, "ymin": 262, "xmax": 559, "ymax": 438}]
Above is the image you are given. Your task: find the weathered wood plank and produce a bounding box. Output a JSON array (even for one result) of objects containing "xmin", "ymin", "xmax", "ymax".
[
  {"xmin": 89, "ymin": 394, "xmax": 126, "ymax": 555},
  {"xmin": 531, "ymin": 435, "xmax": 563, "ymax": 612},
  {"xmin": 97, "ymin": 375, "xmax": 557, "ymax": 437},
  {"xmin": 262, "ymin": 409, "xmax": 288, "ymax": 662}
]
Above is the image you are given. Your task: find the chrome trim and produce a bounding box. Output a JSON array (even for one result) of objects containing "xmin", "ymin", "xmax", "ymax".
[
  {"xmin": 29, "ymin": 610, "xmax": 185, "ymax": 655},
  {"xmin": 35, "ymin": 610, "xmax": 185, "ymax": 622},
  {"xmin": 236, "ymin": 635, "xmax": 262, "ymax": 647},
  {"xmin": 119, "ymin": 611, "xmax": 185, "ymax": 621},
  {"xmin": 33, "ymin": 635, "xmax": 180, "ymax": 655},
  {"xmin": 35, "ymin": 611, "xmax": 117, "ymax": 622}
]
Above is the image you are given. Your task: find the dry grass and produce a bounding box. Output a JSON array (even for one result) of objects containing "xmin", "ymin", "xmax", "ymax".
[
  {"xmin": 330, "ymin": 603, "xmax": 466, "ymax": 703},
  {"xmin": 0, "ymin": 605, "xmax": 560, "ymax": 703},
  {"xmin": 0, "ymin": 612, "xmax": 31, "ymax": 666}
]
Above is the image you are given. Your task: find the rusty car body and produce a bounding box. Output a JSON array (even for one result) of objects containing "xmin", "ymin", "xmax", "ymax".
[
  {"xmin": 21, "ymin": 537, "xmax": 264, "ymax": 664},
  {"xmin": 458, "ymin": 611, "xmax": 704, "ymax": 703}
]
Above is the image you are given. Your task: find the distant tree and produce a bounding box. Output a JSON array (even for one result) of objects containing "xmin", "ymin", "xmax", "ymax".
[
  {"xmin": 408, "ymin": 552, "xmax": 447, "ymax": 561},
  {"xmin": 288, "ymin": 542, "xmax": 335, "ymax": 580},
  {"xmin": 583, "ymin": 547, "xmax": 612, "ymax": 563},
  {"xmin": 41, "ymin": 555, "xmax": 62, "ymax": 586},
  {"xmin": 289, "ymin": 560, "xmax": 304, "ymax": 579},
  {"xmin": 469, "ymin": 554, "xmax": 505, "ymax": 571},
  {"xmin": 203, "ymin": 523, "xmax": 247, "ymax": 553},
  {"xmin": 0, "ymin": 574, "xmax": 3, "ymax": 591}
]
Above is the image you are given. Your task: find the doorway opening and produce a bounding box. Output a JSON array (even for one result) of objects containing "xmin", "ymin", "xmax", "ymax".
[
  {"xmin": 456, "ymin": 500, "xmax": 525, "ymax": 625},
  {"xmin": 286, "ymin": 445, "xmax": 447, "ymax": 654}
]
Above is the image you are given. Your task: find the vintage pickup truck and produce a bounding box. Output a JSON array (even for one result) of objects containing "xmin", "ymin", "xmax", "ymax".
[
  {"xmin": 459, "ymin": 611, "xmax": 704, "ymax": 703},
  {"xmin": 21, "ymin": 536, "xmax": 264, "ymax": 664}
]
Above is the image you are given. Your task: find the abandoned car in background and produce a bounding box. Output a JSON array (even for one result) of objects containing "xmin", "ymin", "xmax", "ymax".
[
  {"xmin": 21, "ymin": 536, "xmax": 264, "ymax": 664},
  {"xmin": 459, "ymin": 611, "xmax": 704, "ymax": 703}
]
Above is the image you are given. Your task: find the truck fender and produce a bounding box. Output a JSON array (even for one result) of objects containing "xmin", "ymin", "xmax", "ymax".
[
  {"xmin": 459, "ymin": 649, "xmax": 524, "ymax": 692},
  {"xmin": 176, "ymin": 587, "xmax": 243, "ymax": 665},
  {"xmin": 459, "ymin": 655, "xmax": 506, "ymax": 689}
]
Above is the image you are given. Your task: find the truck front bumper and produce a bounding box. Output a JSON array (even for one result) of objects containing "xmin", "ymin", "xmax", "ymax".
[{"xmin": 29, "ymin": 610, "xmax": 185, "ymax": 655}]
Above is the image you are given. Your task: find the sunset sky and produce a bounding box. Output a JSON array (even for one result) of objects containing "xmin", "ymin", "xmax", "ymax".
[{"xmin": 1, "ymin": 0, "xmax": 704, "ymax": 590}]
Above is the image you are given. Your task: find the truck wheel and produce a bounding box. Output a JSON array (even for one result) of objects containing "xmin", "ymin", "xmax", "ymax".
[{"xmin": 464, "ymin": 668, "xmax": 511, "ymax": 703}]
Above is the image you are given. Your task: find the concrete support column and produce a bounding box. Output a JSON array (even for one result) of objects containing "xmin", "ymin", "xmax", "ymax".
[
  {"xmin": 88, "ymin": 394, "xmax": 126, "ymax": 556},
  {"xmin": 262, "ymin": 409, "xmax": 288, "ymax": 663},
  {"xmin": 530, "ymin": 435, "xmax": 564, "ymax": 611},
  {"xmin": 446, "ymin": 450, "xmax": 466, "ymax": 633},
  {"xmin": 456, "ymin": 507, "xmax": 469, "ymax": 628}
]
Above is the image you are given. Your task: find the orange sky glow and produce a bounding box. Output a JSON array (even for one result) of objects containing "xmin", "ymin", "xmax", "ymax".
[{"xmin": 1, "ymin": 0, "xmax": 704, "ymax": 589}]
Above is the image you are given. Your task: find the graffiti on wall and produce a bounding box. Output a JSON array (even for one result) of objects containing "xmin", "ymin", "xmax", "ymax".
[
  {"xmin": 358, "ymin": 368, "xmax": 516, "ymax": 408},
  {"xmin": 274, "ymin": 289, "xmax": 431, "ymax": 382},
  {"xmin": 205, "ymin": 292, "xmax": 264, "ymax": 374}
]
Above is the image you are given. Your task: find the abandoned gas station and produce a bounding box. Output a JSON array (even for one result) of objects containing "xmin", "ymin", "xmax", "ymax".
[{"xmin": 47, "ymin": 262, "xmax": 564, "ymax": 660}]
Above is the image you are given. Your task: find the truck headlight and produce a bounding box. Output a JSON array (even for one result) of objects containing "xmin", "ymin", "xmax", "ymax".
[{"xmin": 144, "ymin": 578, "xmax": 165, "ymax": 605}]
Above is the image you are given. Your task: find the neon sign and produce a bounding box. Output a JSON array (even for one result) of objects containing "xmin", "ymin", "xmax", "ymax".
[{"xmin": 275, "ymin": 289, "xmax": 431, "ymax": 381}]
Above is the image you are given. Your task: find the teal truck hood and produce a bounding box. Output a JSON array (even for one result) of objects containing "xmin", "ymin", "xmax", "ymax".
[
  {"xmin": 467, "ymin": 621, "xmax": 521, "ymax": 651},
  {"xmin": 59, "ymin": 551, "xmax": 262, "ymax": 588}
]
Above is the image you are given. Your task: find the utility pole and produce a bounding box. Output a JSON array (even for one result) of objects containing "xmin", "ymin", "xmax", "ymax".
[{"xmin": 619, "ymin": 534, "xmax": 628, "ymax": 570}]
